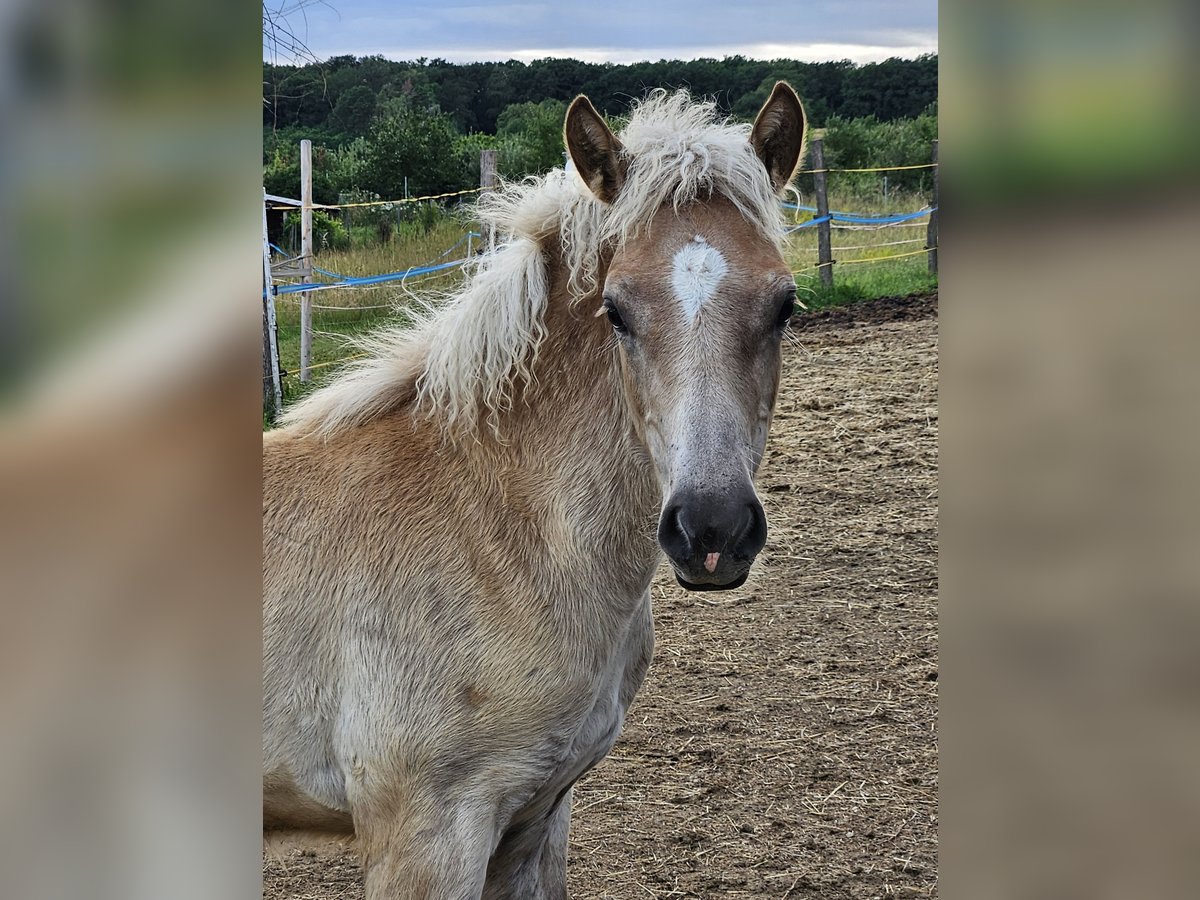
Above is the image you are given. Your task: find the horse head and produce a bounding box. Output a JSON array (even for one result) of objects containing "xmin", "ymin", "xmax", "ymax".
[{"xmin": 565, "ymin": 84, "xmax": 807, "ymax": 590}]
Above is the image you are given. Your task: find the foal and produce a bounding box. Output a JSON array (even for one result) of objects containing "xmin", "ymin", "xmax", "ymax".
[{"xmin": 264, "ymin": 83, "xmax": 807, "ymax": 899}]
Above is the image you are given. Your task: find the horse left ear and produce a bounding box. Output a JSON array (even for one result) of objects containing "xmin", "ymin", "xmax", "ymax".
[
  {"xmin": 564, "ymin": 95, "xmax": 626, "ymax": 204},
  {"xmin": 750, "ymin": 82, "xmax": 807, "ymax": 194}
]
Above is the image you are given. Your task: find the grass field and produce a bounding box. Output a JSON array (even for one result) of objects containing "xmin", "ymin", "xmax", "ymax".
[
  {"xmin": 269, "ymin": 190, "xmax": 936, "ymax": 411},
  {"xmin": 271, "ymin": 218, "xmax": 469, "ymax": 407}
]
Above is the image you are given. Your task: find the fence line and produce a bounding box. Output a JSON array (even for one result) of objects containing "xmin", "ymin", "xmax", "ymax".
[
  {"xmin": 276, "ymin": 297, "xmax": 400, "ymax": 311},
  {"xmin": 793, "ymin": 138, "xmax": 938, "ymax": 286},
  {"xmin": 273, "ymin": 257, "xmax": 469, "ymax": 295},
  {"xmin": 270, "ymin": 231, "xmax": 482, "ymax": 274},
  {"xmin": 927, "ymin": 140, "xmax": 939, "ymax": 275},
  {"xmin": 264, "ymin": 352, "xmax": 370, "ymax": 383},
  {"xmin": 838, "ymin": 246, "xmax": 934, "ymax": 265},
  {"xmin": 268, "ymin": 242, "xmax": 303, "ymax": 263},
  {"xmin": 831, "ymin": 221, "xmax": 929, "ymax": 231},
  {"xmin": 794, "ymin": 245, "xmax": 937, "ymax": 273},
  {"xmin": 784, "ymin": 205, "xmax": 935, "ymax": 226},
  {"xmin": 809, "ymin": 138, "xmax": 834, "ymax": 286},
  {"xmin": 831, "ymin": 237, "xmax": 926, "ymax": 252},
  {"xmin": 266, "ymin": 162, "xmax": 940, "ymax": 214},
  {"xmin": 262, "ymin": 188, "xmax": 283, "ymax": 420},
  {"xmin": 786, "ymin": 214, "xmax": 831, "ymax": 231},
  {"xmin": 268, "ymin": 187, "xmax": 483, "ymax": 212},
  {"xmin": 263, "ymin": 142, "xmax": 939, "ymax": 414},
  {"xmin": 794, "ymin": 162, "xmax": 938, "ymax": 175},
  {"xmin": 299, "ymin": 139, "xmax": 314, "ymax": 381}
]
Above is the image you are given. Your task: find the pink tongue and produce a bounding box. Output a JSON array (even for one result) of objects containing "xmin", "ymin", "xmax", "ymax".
[{"xmin": 704, "ymin": 552, "xmax": 720, "ymax": 573}]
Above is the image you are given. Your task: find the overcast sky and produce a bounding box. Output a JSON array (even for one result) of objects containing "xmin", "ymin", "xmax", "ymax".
[{"xmin": 268, "ymin": 1, "xmax": 937, "ymax": 65}]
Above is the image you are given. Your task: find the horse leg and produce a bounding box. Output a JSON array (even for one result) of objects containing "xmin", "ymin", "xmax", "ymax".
[
  {"xmin": 357, "ymin": 804, "xmax": 494, "ymax": 900},
  {"xmin": 483, "ymin": 788, "xmax": 573, "ymax": 900},
  {"xmin": 531, "ymin": 788, "xmax": 573, "ymax": 899}
]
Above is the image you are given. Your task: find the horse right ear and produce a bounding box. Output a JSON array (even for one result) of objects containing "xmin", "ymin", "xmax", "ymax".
[{"xmin": 564, "ymin": 96, "xmax": 626, "ymax": 204}]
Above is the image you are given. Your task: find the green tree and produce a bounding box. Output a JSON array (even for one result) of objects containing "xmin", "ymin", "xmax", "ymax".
[
  {"xmin": 456, "ymin": 131, "xmax": 547, "ymax": 183},
  {"xmin": 331, "ymin": 84, "xmax": 377, "ymax": 136},
  {"xmin": 264, "ymin": 55, "xmax": 940, "ymax": 139},
  {"xmin": 732, "ymin": 77, "xmax": 776, "ymax": 121},
  {"xmin": 819, "ymin": 107, "xmax": 939, "ymax": 196},
  {"xmin": 327, "ymin": 136, "xmax": 370, "ymax": 195},
  {"xmin": 262, "ymin": 141, "xmax": 338, "ymax": 205},
  {"xmin": 364, "ymin": 100, "xmax": 467, "ymax": 198},
  {"xmin": 496, "ymin": 99, "xmax": 567, "ymax": 174}
]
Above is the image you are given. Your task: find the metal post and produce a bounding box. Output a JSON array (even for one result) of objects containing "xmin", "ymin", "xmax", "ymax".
[
  {"xmin": 810, "ymin": 139, "xmax": 833, "ymax": 288},
  {"xmin": 299, "ymin": 139, "xmax": 313, "ymax": 382}
]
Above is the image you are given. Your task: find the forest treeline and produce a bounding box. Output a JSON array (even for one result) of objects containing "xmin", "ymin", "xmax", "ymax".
[
  {"xmin": 263, "ymin": 54, "xmax": 938, "ymax": 245},
  {"xmin": 265, "ymin": 53, "xmax": 937, "ymax": 141}
]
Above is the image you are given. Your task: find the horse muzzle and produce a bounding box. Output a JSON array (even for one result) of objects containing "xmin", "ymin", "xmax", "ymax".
[{"xmin": 657, "ymin": 491, "xmax": 767, "ymax": 591}]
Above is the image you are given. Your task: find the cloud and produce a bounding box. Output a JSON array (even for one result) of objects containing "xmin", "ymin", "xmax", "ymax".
[
  {"xmin": 280, "ymin": 1, "xmax": 937, "ymax": 64},
  {"xmin": 319, "ymin": 41, "xmax": 937, "ymax": 66}
]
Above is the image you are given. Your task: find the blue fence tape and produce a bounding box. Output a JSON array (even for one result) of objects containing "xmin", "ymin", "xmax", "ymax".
[
  {"xmin": 829, "ymin": 208, "xmax": 935, "ymax": 224},
  {"xmin": 437, "ymin": 231, "xmax": 483, "ymax": 259},
  {"xmin": 311, "ymin": 263, "xmax": 350, "ymax": 279},
  {"xmin": 786, "ymin": 215, "xmax": 832, "ymax": 231},
  {"xmin": 781, "ymin": 203, "xmax": 935, "ymax": 225},
  {"xmin": 273, "ymin": 257, "xmax": 468, "ymax": 295},
  {"xmin": 269, "ymin": 229, "xmax": 485, "ymax": 296}
]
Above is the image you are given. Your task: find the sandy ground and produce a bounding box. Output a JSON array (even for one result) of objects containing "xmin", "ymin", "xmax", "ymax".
[{"xmin": 264, "ymin": 292, "xmax": 939, "ymax": 899}]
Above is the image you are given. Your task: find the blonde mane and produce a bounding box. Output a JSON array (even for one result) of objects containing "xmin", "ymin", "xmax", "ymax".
[{"xmin": 280, "ymin": 90, "xmax": 788, "ymax": 439}]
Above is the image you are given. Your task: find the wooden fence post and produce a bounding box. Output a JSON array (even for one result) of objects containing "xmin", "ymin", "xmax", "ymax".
[
  {"xmin": 299, "ymin": 138, "xmax": 314, "ymax": 382},
  {"xmin": 480, "ymin": 149, "xmax": 497, "ymax": 251},
  {"xmin": 262, "ymin": 190, "xmax": 283, "ymax": 422},
  {"xmin": 810, "ymin": 138, "xmax": 833, "ymax": 288},
  {"xmin": 926, "ymin": 139, "xmax": 939, "ymax": 275}
]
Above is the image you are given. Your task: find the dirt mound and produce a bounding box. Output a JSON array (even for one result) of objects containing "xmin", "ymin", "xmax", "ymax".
[{"xmin": 792, "ymin": 291, "xmax": 938, "ymax": 330}]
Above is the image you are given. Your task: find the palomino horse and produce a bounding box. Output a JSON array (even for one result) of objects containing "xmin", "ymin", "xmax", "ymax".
[{"xmin": 263, "ymin": 83, "xmax": 807, "ymax": 899}]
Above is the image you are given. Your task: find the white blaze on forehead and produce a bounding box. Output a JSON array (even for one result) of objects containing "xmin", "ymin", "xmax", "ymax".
[{"xmin": 671, "ymin": 235, "xmax": 728, "ymax": 324}]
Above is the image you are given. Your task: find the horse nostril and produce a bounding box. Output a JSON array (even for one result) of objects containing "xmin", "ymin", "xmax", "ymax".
[
  {"xmin": 735, "ymin": 500, "xmax": 768, "ymax": 559},
  {"xmin": 657, "ymin": 503, "xmax": 693, "ymax": 563}
]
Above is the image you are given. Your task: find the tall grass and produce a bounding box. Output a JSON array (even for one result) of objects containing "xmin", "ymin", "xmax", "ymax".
[{"xmin": 272, "ymin": 216, "xmax": 475, "ymax": 404}]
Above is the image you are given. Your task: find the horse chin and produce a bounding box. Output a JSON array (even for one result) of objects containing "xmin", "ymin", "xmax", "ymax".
[{"xmin": 673, "ymin": 570, "xmax": 749, "ymax": 592}]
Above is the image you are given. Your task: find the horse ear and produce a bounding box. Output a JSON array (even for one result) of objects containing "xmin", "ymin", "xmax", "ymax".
[
  {"xmin": 750, "ymin": 82, "xmax": 807, "ymax": 194},
  {"xmin": 564, "ymin": 95, "xmax": 626, "ymax": 204}
]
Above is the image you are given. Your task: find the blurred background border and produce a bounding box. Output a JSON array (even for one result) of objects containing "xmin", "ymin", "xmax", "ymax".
[{"xmin": 1, "ymin": 1, "xmax": 1198, "ymax": 897}]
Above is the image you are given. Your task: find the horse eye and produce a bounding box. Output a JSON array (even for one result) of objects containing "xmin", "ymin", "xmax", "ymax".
[
  {"xmin": 775, "ymin": 296, "xmax": 796, "ymax": 328},
  {"xmin": 605, "ymin": 301, "xmax": 629, "ymax": 335}
]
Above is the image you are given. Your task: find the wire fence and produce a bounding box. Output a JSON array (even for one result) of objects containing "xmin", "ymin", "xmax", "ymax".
[
  {"xmin": 266, "ymin": 186, "xmax": 483, "ymax": 212},
  {"xmin": 266, "ymin": 162, "xmax": 936, "ymax": 217},
  {"xmin": 263, "ymin": 152, "xmax": 939, "ymax": 397},
  {"xmin": 266, "ymin": 203, "xmax": 936, "ymax": 305}
]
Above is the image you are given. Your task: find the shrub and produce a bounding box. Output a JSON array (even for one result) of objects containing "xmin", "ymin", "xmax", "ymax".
[
  {"xmin": 819, "ymin": 108, "xmax": 938, "ymax": 198},
  {"xmin": 284, "ymin": 210, "xmax": 350, "ymax": 251}
]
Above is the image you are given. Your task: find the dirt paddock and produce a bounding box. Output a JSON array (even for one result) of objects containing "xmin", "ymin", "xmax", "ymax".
[{"xmin": 264, "ymin": 292, "xmax": 939, "ymax": 899}]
